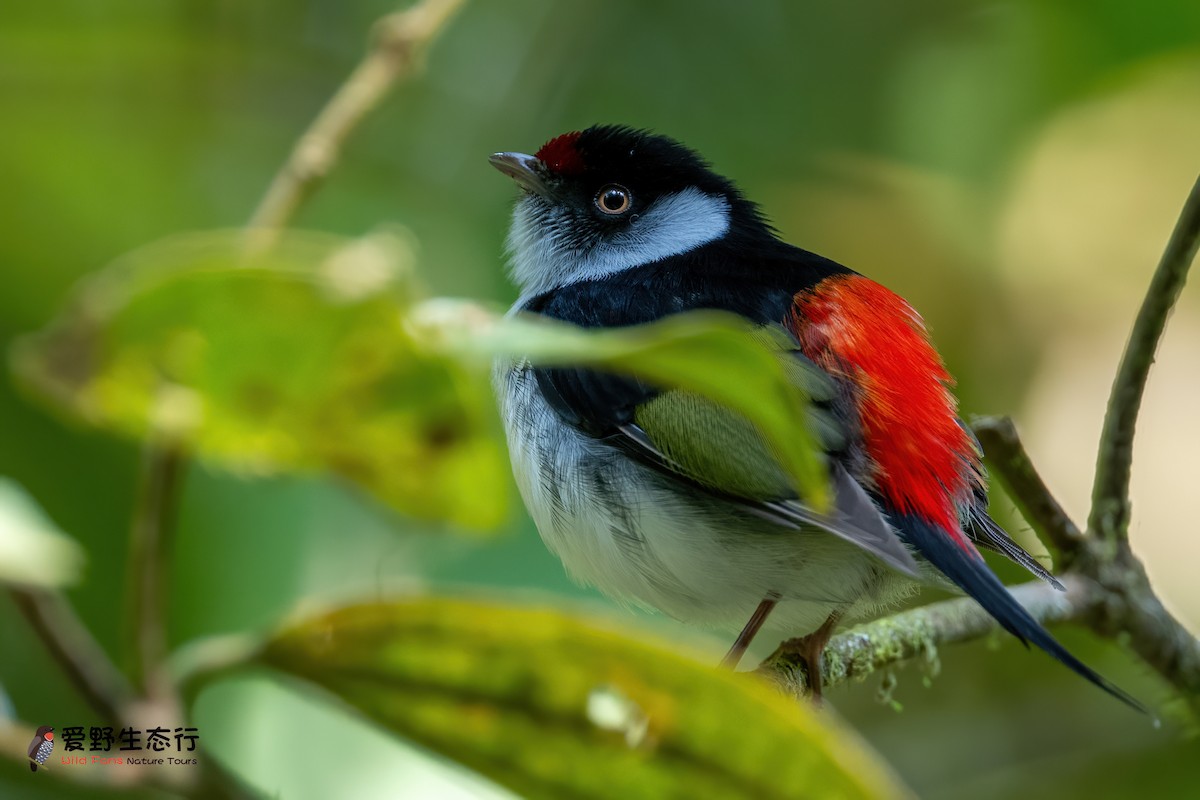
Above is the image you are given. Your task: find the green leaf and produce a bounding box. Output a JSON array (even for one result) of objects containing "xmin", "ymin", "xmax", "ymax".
[
  {"xmin": 0, "ymin": 477, "xmax": 84, "ymax": 588},
  {"xmin": 10, "ymin": 231, "xmax": 508, "ymax": 530},
  {"xmin": 12, "ymin": 230, "xmax": 828, "ymax": 528},
  {"xmin": 260, "ymin": 598, "xmax": 910, "ymax": 800},
  {"xmin": 412, "ymin": 300, "xmax": 830, "ymax": 510}
]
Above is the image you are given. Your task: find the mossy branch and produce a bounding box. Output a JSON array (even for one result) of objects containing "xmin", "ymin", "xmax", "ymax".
[{"xmin": 761, "ymin": 577, "xmax": 1095, "ymax": 693}]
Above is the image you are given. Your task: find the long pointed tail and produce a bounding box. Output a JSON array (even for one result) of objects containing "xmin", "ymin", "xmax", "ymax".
[{"xmin": 897, "ymin": 514, "xmax": 1145, "ymax": 713}]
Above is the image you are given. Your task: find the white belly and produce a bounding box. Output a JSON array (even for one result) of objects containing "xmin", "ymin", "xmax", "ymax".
[{"xmin": 496, "ymin": 364, "xmax": 917, "ymax": 637}]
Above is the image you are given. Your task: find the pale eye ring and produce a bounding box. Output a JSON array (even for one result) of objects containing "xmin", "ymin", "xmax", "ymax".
[{"xmin": 595, "ymin": 184, "xmax": 632, "ymax": 215}]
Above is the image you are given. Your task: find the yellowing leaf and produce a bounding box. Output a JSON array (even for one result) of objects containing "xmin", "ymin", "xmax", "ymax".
[
  {"xmin": 261, "ymin": 598, "xmax": 910, "ymax": 800},
  {"xmin": 12, "ymin": 231, "xmax": 829, "ymax": 530},
  {"xmin": 10, "ymin": 231, "xmax": 507, "ymax": 530}
]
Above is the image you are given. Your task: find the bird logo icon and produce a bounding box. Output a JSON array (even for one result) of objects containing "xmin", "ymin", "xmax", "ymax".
[{"xmin": 27, "ymin": 726, "xmax": 54, "ymax": 772}]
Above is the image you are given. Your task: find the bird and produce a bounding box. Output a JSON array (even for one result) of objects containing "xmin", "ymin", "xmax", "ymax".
[
  {"xmin": 489, "ymin": 124, "xmax": 1139, "ymax": 708},
  {"xmin": 28, "ymin": 726, "xmax": 54, "ymax": 772}
]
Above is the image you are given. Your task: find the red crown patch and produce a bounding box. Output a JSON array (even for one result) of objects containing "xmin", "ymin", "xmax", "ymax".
[{"xmin": 535, "ymin": 131, "xmax": 585, "ymax": 175}]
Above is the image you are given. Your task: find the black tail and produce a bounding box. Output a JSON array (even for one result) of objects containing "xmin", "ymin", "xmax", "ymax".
[
  {"xmin": 897, "ymin": 514, "xmax": 1145, "ymax": 713},
  {"xmin": 30, "ymin": 761, "xmax": 38, "ymax": 772}
]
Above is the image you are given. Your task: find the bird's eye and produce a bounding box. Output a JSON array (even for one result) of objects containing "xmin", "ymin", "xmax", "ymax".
[{"xmin": 595, "ymin": 185, "xmax": 631, "ymax": 215}]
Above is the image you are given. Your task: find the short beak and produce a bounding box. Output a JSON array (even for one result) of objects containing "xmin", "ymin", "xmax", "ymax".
[{"xmin": 489, "ymin": 152, "xmax": 552, "ymax": 197}]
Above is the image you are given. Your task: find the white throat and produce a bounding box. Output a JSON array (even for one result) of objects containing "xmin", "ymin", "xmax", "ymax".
[{"xmin": 505, "ymin": 187, "xmax": 731, "ymax": 296}]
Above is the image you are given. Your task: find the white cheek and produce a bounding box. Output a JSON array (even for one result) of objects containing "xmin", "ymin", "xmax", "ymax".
[
  {"xmin": 604, "ymin": 188, "xmax": 730, "ymax": 271},
  {"xmin": 504, "ymin": 188, "xmax": 730, "ymax": 296}
]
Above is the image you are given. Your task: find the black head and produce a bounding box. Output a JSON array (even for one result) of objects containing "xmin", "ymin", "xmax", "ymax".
[{"xmin": 491, "ymin": 126, "xmax": 772, "ymax": 295}]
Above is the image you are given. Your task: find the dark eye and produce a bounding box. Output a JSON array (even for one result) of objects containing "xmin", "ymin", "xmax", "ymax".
[{"xmin": 595, "ymin": 184, "xmax": 631, "ymax": 215}]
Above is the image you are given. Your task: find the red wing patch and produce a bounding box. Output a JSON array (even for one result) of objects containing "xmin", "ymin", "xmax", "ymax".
[
  {"xmin": 535, "ymin": 131, "xmax": 585, "ymax": 175},
  {"xmin": 790, "ymin": 274, "xmax": 981, "ymax": 551}
]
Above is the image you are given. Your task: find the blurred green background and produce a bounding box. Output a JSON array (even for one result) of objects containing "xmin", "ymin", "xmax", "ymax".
[{"xmin": 2, "ymin": 0, "xmax": 1198, "ymax": 797}]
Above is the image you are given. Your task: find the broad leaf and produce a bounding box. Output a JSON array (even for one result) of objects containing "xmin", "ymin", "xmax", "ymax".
[
  {"xmin": 261, "ymin": 598, "xmax": 909, "ymax": 800},
  {"xmin": 11, "ymin": 231, "xmax": 508, "ymax": 529},
  {"xmin": 12, "ymin": 231, "xmax": 830, "ymax": 528}
]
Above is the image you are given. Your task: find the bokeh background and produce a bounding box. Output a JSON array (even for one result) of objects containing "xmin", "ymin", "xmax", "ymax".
[{"xmin": 2, "ymin": 0, "xmax": 1199, "ymax": 797}]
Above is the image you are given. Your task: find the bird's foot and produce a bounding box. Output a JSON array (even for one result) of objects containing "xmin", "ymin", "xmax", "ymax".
[{"xmin": 768, "ymin": 611, "xmax": 842, "ymax": 702}]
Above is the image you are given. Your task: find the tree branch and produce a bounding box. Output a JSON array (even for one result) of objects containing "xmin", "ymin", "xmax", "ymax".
[
  {"xmin": 972, "ymin": 415, "xmax": 1084, "ymax": 565},
  {"xmin": 1089, "ymin": 176, "xmax": 1200, "ymax": 545},
  {"xmin": 1084, "ymin": 551, "xmax": 1200, "ymax": 705},
  {"xmin": 125, "ymin": 436, "xmax": 188, "ymax": 706},
  {"xmin": 245, "ymin": 0, "xmax": 466, "ymax": 251},
  {"xmin": 123, "ymin": 435, "xmax": 255, "ymax": 799},
  {"xmin": 8, "ymin": 587, "xmax": 134, "ymax": 723},
  {"xmin": 759, "ymin": 578, "xmax": 1091, "ymax": 692},
  {"xmin": 172, "ymin": 633, "xmax": 265, "ymax": 708}
]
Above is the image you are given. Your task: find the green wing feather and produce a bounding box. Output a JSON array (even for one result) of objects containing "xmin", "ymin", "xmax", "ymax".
[
  {"xmin": 624, "ymin": 347, "xmax": 921, "ymax": 577},
  {"xmin": 633, "ymin": 391, "xmax": 843, "ymax": 501}
]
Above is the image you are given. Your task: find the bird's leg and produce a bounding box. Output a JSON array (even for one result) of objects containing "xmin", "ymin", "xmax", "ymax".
[
  {"xmin": 772, "ymin": 611, "xmax": 843, "ymax": 702},
  {"xmin": 720, "ymin": 592, "xmax": 781, "ymax": 670}
]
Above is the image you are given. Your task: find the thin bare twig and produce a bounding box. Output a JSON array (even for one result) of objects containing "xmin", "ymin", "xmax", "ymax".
[
  {"xmin": 172, "ymin": 633, "xmax": 265, "ymax": 707},
  {"xmin": 8, "ymin": 587, "xmax": 134, "ymax": 723},
  {"xmin": 246, "ymin": 0, "xmax": 467, "ymax": 250},
  {"xmin": 124, "ymin": 432, "xmax": 251, "ymax": 797},
  {"xmin": 972, "ymin": 415, "xmax": 1085, "ymax": 565},
  {"xmin": 125, "ymin": 438, "xmax": 188, "ymax": 705},
  {"xmin": 1089, "ymin": 176, "xmax": 1200, "ymax": 545}
]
